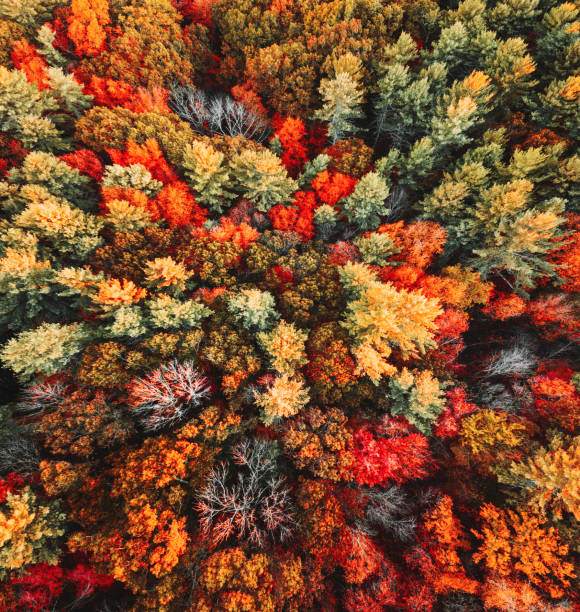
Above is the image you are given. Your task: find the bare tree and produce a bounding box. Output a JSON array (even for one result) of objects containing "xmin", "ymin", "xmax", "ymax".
[
  {"xmin": 363, "ymin": 487, "xmax": 417, "ymax": 542},
  {"xmin": 0, "ymin": 434, "xmax": 39, "ymax": 476},
  {"xmin": 170, "ymin": 85, "xmax": 209, "ymax": 133},
  {"xmin": 17, "ymin": 380, "xmax": 68, "ymax": 415},
  {"xmin": 483, "ymin": 334, "xmax": 538, "ymax": 379},
  {"xmin": 128, "ymin": 360, "xmax": 210, "ymax": 431},
  {"xmin": 196, "ymin": 439, "xmax": 295, "ymax": 547},
  {"xmin": 385, "ymin": 185, "xmax": 411, "ymax": 221},
  {"xmin": 170, "ymin": 85, "xmax": 270, "ymax": 142},
  {"xmin": 477, "ymin": 382, "xmax": 523, "ymax": 413}
]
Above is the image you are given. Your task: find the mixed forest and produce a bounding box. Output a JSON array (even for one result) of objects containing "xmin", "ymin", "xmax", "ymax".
[{"xmin": 0, "ymin": 0, "xmax": 578, "ymax": 609}]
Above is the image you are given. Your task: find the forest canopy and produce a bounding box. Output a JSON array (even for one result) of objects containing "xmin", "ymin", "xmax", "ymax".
[{"xmin": 0, "ymin": 0, "xmax": 578, "ymax": 610}]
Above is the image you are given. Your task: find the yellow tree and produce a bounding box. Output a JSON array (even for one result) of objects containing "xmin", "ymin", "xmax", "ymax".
[
  {"xmin": 500, "ymin": 435, "xmax": 580, "ymax": 520},
  {"xmin": 0, "ymin": 487, "xmax": 65, "ymax": 578},
  {"xmin": 257, "ymin": 320, "xmax": 308, "ymax": 376},
  {"xmin": 255, "ymin": 374, "xmax": 310, "ymax": 424},
  {"xmin": 340, "ymin": 262, "xmax": 442, "ymax": 383}
]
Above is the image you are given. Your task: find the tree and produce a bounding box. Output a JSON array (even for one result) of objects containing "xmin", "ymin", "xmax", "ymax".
[
  {"xmin": 354, "ymin": 232, "xmax": 401, "ymax": 266},
  {"xmin": 350, "ymin": 423, "xmax": 432, "ymax": 487},
  {"xmin": 0, "ymin": 67, "xmax": 56, "ymax": 143},
  {"xmin": 0, "ymin": 435, "xmax": 39, "ymax": 477},
  {"xmin": 254, "ymin": 373, "xmax": 310, "ymax": 424},
  {"xmin": 151, "ymin": 181, "xmax": 208, "ymax": 228},
  {"xmin": 7, "ymin": 151, "xmax": 94, "ymax": 210},
  {"xmin": 69, "ymin": 494, "xmax": 189, "ymax": 583},
  {"xmin": 373, "ymin": 48, "xmax": 443, "ymax": 149},
  {"xmin": 60, "ymin": 148, "xmax": 103, "ymax": 181},
  {"xmin": 336, "ymin": 527, "xmax": 383, "ymax": 585},
  {"xmin": 311, "ymin": 169, "xmax": 356, "ymax": 207},
  {"xmin": 66, "ymin": 426, "xmax": 213, "ymax": 604},
  {"xmin": 181, "ymin": 139, "xmax": 235, "ymax": 214},
  {"xmin": 106, "ymin": 139, "xmax": 178, "ymax": 184},
  {"xmin": 529, "ymin": 370, "xmax": 579, "ymax": 431},
  {"xmin": 483, "ymin": 292, "xmax": 528, "ymax": 320},
  {"xmin": 257, "ymin": 319, "xmax": 308, "ymax": 375},
  {"xmin": 421, "ymin": 495, "xmax": 479, "ymax": 595},
  {"xmin": 102, "ymin": 163, "xmax": 163, "ymax": 197},
  {"xmin": 0, "ymin": 0, "xmax": 60, "ymax": 28},
  {"xmin": 434, "ymin": 387, "xmax": 477, "ymax": 439},
  {"xmin": 388, "ymin": 368, "xmax": 446, "ymax": 434},
  {"xmin": 192, "ymin": 547, "xmax": 305, "ymax": 611},
  {"xmin": 243, "ymin": 41, "xmax": 318, "ymax": 116},
  {"xmin": 93, "ymin": 278, "xmax": 147, "ymax": 308},
  {"xmin": 340, "ymin": 263, "xmax": 442, "ymax": 383},
  {"xmin": 473, "ymin": 504, "xmax": 575, "ymax": 598},
  {"xmin": 340, "ymin": 172, "xmax": 390, "ymax": 231},
  {"xmin": 281, "ymin": 407, "xmax": 354, "ymax": 480},
  {"xmin": 6, "ymin": 561, "xmax": 114, "ymax": 612},
  {"xmin": 44, "ymin": 67, "xmax": 92, "ymax": 117},
  {"xmin": 209, "ymin": 218, "xmax": 259, "ymax": 250},
  {"xmin": 501, "ymin": 435, "xmax": 580, "ymax": 520},
  {"xmin": 481, "ymin": 576, "xmax": 560, "ymax": 612},
  {"xmin": 459, "ymin": 409, "xmax": 525, "ymax": 471},
  {"xmin": 0, "ymin": 247, "xmax": 60, "ymax": 332},
  {"xmin": 268, "ymin": 190, "xmax": 318, "ymax": 240},
  {"xmin": 170, "ymin": 85, "xmax": 270, "ymax": 142},
  {"xmin": 323, "ymin": 137, "xmax": 373, "ymax": 178},
  {"xmin": 76, "ymin": 0, "xmax": 200, "ymax": 89},
  {"xmin": 201, "ymin": 321, "xmax": 262, "ymax": 395},
  {"xmin": 0, "ymin": 487, "xmax": 65, "ymax": 578},
  {"xmin": 10, "ymin": 39, "xmax": 48, "ymax": 90},
  {"xmin": 147, "ymin": 294, "xmax": 211, "ymax": 331},
  {"xmin": 13, "ymin": 195, "xmax": 104, "ymax": 260},
  {"xmin": 196, "ymin": 439, "xmax": 294, "ymax": 547},
  {"xmin": 32, "ymin": 388, "xmax": 133, "ymax": 458},
  {"xmin": 84, "ymin": 76, "xmax": 170, "ymax": 114},
  {"xmin": 144, "ymin": 257, "xmax": 191, "ymax": 294},
  {"xmin": 229, "ymin": 148, "xmax": 297, "ymax": 212},
  {"xmin": 67, "ymin": 0, "xmax": 110, "ymax": 57},
  {"xmin": 420, "ymin": 143, "xmax": 570, "ymax": 292},
  {"xmin": 1, "ymin": 322, "xmax": 89, "ymax": 381},
  {"xmin": 273, "ymin": 116, "xmax": 309, "ymax": 176},
  {"xmin": 315, "ymin": 68, "xmax": 364, "ymax": 145},
  {"xmin": 472, "ymin": 201, "xmax": 566, "ymax": 292},
  {"xmin": 128, "ymin": 360, "xmax": 210, "ymax": 431},
  {"xmin": 306, "ymin": 322, "xmax": 358, "ymax": 404},
  {"xmin": 227, "ymin": 288, "xmax": 279, "ymax": 332},
  {"xmin": 551, "ymin": 213, "xmax": 580, "ymax": 292}
]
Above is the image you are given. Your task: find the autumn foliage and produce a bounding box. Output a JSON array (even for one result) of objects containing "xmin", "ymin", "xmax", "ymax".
[{"xmin": 0, "ymin": 0, "xmax": 578, "ymax": 609}]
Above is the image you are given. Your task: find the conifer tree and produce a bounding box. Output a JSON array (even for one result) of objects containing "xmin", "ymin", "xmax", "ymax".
[
  {"xmin": 388, "ymin": 368, "xmax": 446, "ymax": 434},
  {"xmin": 0, "ymin": 322, "xmax": 90, "ymax": 380},
  {"xmin": 340, "ymin": 263, "xmax": 442, "ymax": 383},
  {"xmin": 340, "ymin": 172, "xmax": 390, "ymax": 231},
  {"xmin": 315, "ymin": 54, "xmax": 365, "ymax": 145},
  {"xmin": 181, "ymin": 140, "xmax": 235, "ymax": 214},
  {"xmin": 229, "ymin": 148, "xmax": 297, "ymax": 212}
]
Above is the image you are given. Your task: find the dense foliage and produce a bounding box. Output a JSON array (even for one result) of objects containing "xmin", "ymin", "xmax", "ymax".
[{"xmin": 0, "ymin": 0, "xmax": 578, "ymax": 610}]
